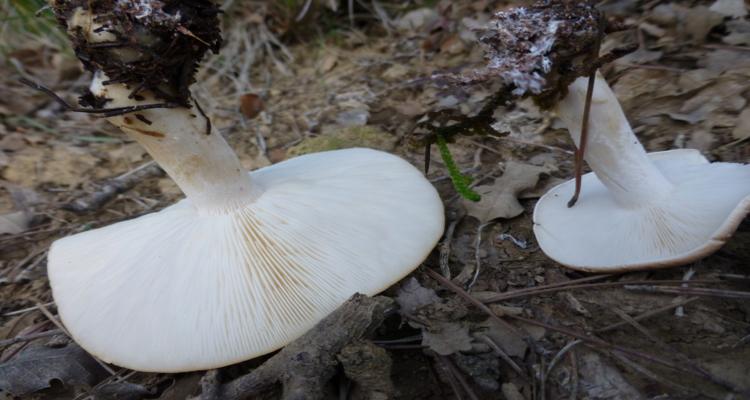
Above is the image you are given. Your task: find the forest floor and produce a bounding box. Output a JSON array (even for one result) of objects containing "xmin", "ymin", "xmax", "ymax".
[{"xmin": 1, "ymin": 0, "xmax": 750, "ymax": 399}]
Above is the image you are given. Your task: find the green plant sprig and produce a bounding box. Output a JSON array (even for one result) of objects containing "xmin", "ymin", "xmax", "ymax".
[{"xmin": 435, "ymin": 133, "xmax": 481, "ymax": 202}]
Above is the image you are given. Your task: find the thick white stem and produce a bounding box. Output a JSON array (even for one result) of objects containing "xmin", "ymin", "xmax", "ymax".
[
  {"xmin": 554, "ymin": 73, "xmax": 673, "ymax": 207},
  {"xmin": 91, "ymin": 74, "xmax": 258, "ymax": 211}
]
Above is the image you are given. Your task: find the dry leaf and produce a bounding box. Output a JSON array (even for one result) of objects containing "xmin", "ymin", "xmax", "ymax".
[
  {"xmin": 578, "ymin": 351, "xmax": 644, "ymax": 399},
  {"xmin": 477, "ymin": 318, "xmax": 527, "ymax": 358},
  {"xmin": 395, "ymin": 8, "xmax": 439, "ymax": 32},
  {"xmin": 0, "ymin": 211, "xmax": 31, "ymax": 235},
  {"xmin": 318, "ymin": 53, "xmax": 338, "ymax": 74},
  {"xmin": 382, "ymin": 64, "xmax": 410, "ymax": 81},
  {"xmin": 724, "ymin": 20, "xmax": 750, "ymax": 45},
  {"xmin": 701, "ymin": 49, "xmax": 750, "ymax": 72},
  {"xmin": 709, "ymin": 0, "xmax": 747, "ymax": 18},
  {"xmin": 682, "ymin": 6, "xmax": 724, "ymax": 42},
  {"xmin": 422, "ymin": 321, "xmax": 473, "ymax": 356},
  {"xmin": 732, "ymin": 109, "xmax": 750, "ymax": 140},
  {"xmin": 463, "ymin": 161, "xmax": 553, "ymax": 223},
  {"xmin": 502, "ymin": 383, "xmax": 526, "ymax": 400},
  {"xmin": 396, "ymin": 278, "xmax": 440, "ymax": 316},
  {"xmin": 239, "ymin": 93, "xmax": 265, "ymax": 120},
  {"xmin": 0, "ymin": 344, "xmax": 108, "ymax": 396}
]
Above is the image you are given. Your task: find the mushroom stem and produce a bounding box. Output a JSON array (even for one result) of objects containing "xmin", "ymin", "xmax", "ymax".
[
  {"xmin": 554, "ymin": 73, "xmax": 673, "ymax": 207},
  {"xmin": 90, "ymin": 74, "xmax": 258, "ymax": 211}
]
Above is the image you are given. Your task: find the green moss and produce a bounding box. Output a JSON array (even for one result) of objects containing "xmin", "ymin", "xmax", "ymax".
[{"xmin": 288, "ymin": 126, "xmax": 396, "ymax": 157}]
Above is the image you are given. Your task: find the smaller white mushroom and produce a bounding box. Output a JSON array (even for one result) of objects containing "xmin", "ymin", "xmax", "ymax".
[{"xmin": 533, "ymin": 73, "xmax": 750, "ymax": 271}]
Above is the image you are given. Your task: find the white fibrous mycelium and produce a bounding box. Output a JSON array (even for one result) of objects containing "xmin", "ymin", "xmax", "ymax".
[{"xmin": 47, "ymin": 0, "xmax": 444, "ymax": 372}]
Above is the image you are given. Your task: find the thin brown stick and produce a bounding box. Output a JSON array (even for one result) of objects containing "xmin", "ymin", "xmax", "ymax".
[
  {"xmin": 545, "ymin": 340, "xmax": 582, "ymax": 380},
  {"xmin": 484, "ymin": 274, "xmax": 613, "ymax": 301},
  {"xmin": 424, "ymin": 269, "xmax": 524, "ymax": 338},
  {"xmin": 483, "ymin": 280, "xmax": 722, "ymax": 303},
  {"xmin": 477, "ymin": 334, "xmax": 526, "ymax": 378},
  {"xmin": 442, "ymin": 355, "xmax": 480, "ymax": 400},
  {"xmin": 430, "ymin": 353, "xmax": 464, "ymax": 400},
  {"xmin": 64, "ymin": 161, "xmax": 163, "ymax": 214},
  {"xmin": 568, "ymin": 349, "xmax": 578, "ymax": 400},
  {"xmin": 567, "ymin": 70, "xmax": 597, "ymax": 208},
  {"xmin": 596, "ymin": 297, "xmax": 699, "ymax": 333},
  {"xmin": 624, "ymin": 285, "xmax": 750, "ymax": 299}
]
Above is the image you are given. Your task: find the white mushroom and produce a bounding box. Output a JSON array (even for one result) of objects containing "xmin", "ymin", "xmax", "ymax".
[
  {"xmin": 533, "ymin": 73, "xmax": 750, "ymax": 271},
  {"xmin": 47, "ymin": 3, "xmax": 444, "ymax": 372}
]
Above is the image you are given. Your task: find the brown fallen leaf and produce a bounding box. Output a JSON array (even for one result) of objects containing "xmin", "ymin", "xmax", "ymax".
[{"xmin": 462, "ymin": 161, "xmax": 553, "ymax": 223}]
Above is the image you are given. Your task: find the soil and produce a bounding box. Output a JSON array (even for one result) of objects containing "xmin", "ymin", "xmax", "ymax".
[{"xmin": 1, "ymin": 1, "xmax": 749, "ymax": 399}]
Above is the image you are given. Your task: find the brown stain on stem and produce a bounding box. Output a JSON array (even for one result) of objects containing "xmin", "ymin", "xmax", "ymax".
[{"xmin": 121, "ymin": 126, "xmax": 165, "ymax": 138}]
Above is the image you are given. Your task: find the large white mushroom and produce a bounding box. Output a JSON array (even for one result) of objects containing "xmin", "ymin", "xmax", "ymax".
[
  {"xmin": 533, "ymin": 74, "xmax": 750, "ymax": 271},
  {"xmin": 47, "ymin": 0, "xmax": 444, "ymax": 372},
  {"xmin": 469, "ymin": 2, "xmax": 750, "ymax": 272}
]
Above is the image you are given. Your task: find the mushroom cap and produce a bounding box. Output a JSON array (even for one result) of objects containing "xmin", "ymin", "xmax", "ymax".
[
  {"xmin": 48, "ymin": 148, "xmax": 444, "ymax": 372},
  {"xmin": 533, "ymin": 149, "xmax": 750, "ymax": 272}
]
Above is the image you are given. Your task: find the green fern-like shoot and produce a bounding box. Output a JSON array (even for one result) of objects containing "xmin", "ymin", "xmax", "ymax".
[{"xmin": 435, "ymin": 134, "xmax": 481, "ymax": 202}]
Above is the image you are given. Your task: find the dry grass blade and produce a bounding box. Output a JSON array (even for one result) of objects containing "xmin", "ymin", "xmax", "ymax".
[
  {"xmin": 1, "ymin": 302, "xmax": 55, "ymax": 317},
  {"xmin": 0, "ymin": 329, "xmax": 62, "ymax": 348}
]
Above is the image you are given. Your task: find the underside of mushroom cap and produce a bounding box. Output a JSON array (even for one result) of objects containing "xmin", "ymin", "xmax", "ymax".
[
  {"xmin": 533, "ymin": 149, "xmax": 750, "ymax": 272},
  {"xmin": 48, "ymin": 148, "xmax": 444, "ymax": 372}
]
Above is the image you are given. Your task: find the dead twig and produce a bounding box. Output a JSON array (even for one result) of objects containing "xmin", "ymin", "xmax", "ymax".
[
  {"xmin": 467, "ymin": 222, "xmax": 491, "ymax": 291},
  {"xmin": 568, "ymin": 349, "xmax": 578, "ymax": 400},
  {"xmin": 484, "ymin": 279, "xmax": 723, "ymax": 303},
  {"xmin": 675, "ymin": 267, "xmax": 695, "ymax": 317},
  {"xmin": 64, "ymin": 161, "xmax": 163, "ymax": 214},
  {"xmin": 476, "ymin": 334, "xmax": 526, "ymax": 378},
  {"xmin": 623, "ymin": 285, "xmax": 750, "ymax": 300},
  {"xmin": 206, "ymin": 294, "xmax": 393, "ymax": 400},
  {"xmin": 545, "ymin": 339, "xmax": 582, "ymax": 385},
  {"xmin": 596, "ymin": 297, "xmax": 699, "ymax": 333},
  {"xmin": 0, "ymin": 329, "xmax": 62, "ymax": 348},
  {"xmin": 440, "ymin": 354, "xmax": 480, "ymax": 400}
]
